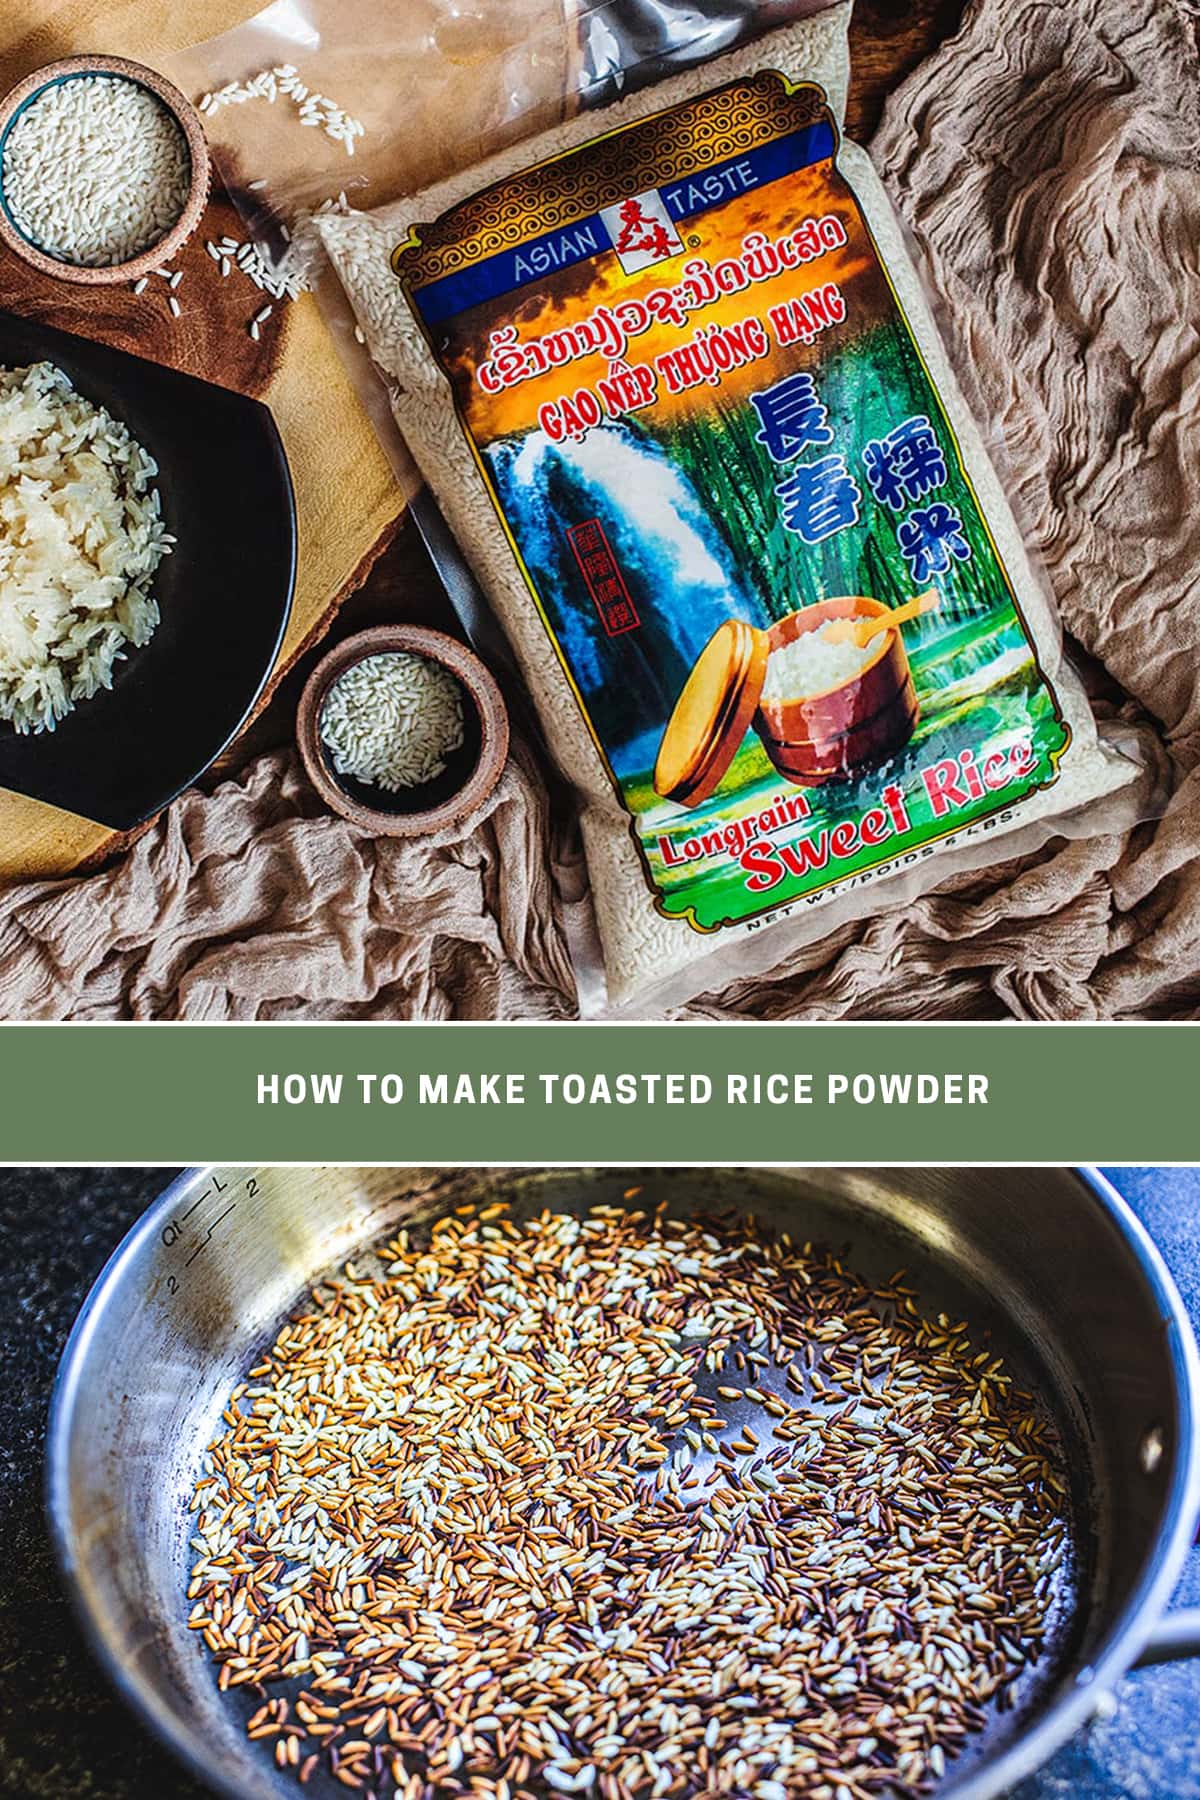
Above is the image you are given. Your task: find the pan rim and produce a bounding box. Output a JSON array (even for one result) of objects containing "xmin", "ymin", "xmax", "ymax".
[
  {"xmin": 938, "ymin": 1166, "xmax": 1200, "ymax": 1798},
  {"xmin": 43, "ymin": 1164, "xmax": 1200, "ymax": 1800}
]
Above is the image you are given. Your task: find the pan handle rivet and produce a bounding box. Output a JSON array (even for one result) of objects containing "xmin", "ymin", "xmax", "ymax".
[{"xmin": 1139, "ymin": 1427, "xmax": 1164, "ymax": 1474}]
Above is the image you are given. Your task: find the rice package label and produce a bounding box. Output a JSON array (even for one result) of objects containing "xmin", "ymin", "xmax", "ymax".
[{"xmin": 348, "ymin": 16, "xmax": 1129, "ymax": 1004}]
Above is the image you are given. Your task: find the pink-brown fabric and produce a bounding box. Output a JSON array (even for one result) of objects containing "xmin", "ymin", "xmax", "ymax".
[
  {"xmin": 0, "ymin": 0, "xmax": 1196, "ymax": 1020},
  {"xmin": 0, "ymin": 739, "xmax": 576, "ymax": 1019}
]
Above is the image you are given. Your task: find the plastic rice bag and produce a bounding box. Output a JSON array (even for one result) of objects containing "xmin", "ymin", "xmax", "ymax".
[
  {"xmin": 177, "ymin": 0, "xmax": 1143, "ymax": 1012},
  {"xmin": 314, "ymin": 6, "xmax": 1137, "ymax": 1009}
]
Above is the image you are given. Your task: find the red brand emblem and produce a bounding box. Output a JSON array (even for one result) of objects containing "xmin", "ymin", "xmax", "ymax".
[
  {"xmin": 566, "ymin": 520, "xmax": 641, "ymax": 637},
  {"xmin": 611, "ymin": 196, "xmax": 676, "ymax": 261}
]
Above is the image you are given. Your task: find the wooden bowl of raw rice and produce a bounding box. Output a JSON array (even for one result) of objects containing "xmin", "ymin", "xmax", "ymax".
[
  {"xmin": 297, "ymin": 626, "xmax": 509, "ymax": 837},
  {"xmin": 0, "ymin": 54, "xmax": 210, "ymax": 284}
]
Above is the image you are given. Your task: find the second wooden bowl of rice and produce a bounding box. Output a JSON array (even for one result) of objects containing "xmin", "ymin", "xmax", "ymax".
[{"xmin": 297, "ymin": 625, "xmax": 509, "ymax": 837}]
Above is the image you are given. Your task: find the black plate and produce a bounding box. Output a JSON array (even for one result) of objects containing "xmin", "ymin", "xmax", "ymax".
[{"xmin": 0, "ymin": 311, "xmax": 296, "ymax": 829}]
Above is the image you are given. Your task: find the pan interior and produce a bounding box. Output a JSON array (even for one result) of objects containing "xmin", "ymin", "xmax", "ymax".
[{"xmin": 163, "ymin": 1167, "xmax": 1096, "ymax": 1800}]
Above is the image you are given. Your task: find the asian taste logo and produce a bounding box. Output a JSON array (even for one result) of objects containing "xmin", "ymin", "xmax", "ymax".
[{"xmin": 599, "ymin": 189, "xmax": 684, "ymax": 274}]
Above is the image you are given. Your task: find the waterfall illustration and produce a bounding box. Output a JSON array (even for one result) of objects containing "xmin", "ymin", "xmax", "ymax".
[{"xmin": 486, "ymin": 421, "xmax": 767, "ymax": 776}]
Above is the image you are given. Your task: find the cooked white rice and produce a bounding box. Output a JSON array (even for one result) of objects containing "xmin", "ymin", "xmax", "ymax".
[
  {"xmin": 0, "ymin": 361, "xmax": 171, "ymax": 734},
  {"xmin": 2, "ymin": 74, "xmax": 189, "ymax": 268},
  {"xmin": 761, "ymin": 622, "xmax": 875, "ymax": 701},
  {"xmin": 320, "ymin": 651, "xmax": 465, "ymax": 792}
]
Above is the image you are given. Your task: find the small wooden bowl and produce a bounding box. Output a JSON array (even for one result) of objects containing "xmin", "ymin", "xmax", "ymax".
[
  {"xmin": 754, "ymin": 596, "xmax": 919, "ymax": 785},
  {"xmin": 297, "ymin": 626, "xmax": 510, "ymax": 838},
  {"xmin": 0, "ymin": 55, "xmax": 211, "ymax": 285}
]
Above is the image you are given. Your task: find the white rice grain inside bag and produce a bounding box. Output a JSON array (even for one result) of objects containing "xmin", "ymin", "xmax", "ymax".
[{"xmin": 321, "ymin": 6, "xmax": 1134, "ymax": 1011}]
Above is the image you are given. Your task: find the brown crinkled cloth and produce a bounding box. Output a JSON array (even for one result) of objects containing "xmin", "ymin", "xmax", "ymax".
[
  {"xmin": 0, "ymin": 739, "xmax": 576, "ymax": 1020},
  {"xmin": 0, "ymin": 0, "xmax": 1196, "ymax": 1020}
]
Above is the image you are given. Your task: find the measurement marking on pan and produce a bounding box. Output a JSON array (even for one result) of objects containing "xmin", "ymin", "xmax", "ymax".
[
  {"xmin": 157, "ymin": 1175, "xmax": 259, "ymax": 1295},
  {"xmin": 180, "ymin": 1173, "xmax": 228, "ymax": 1220},
  {"xmin": 184, "ymin": 1203, "xmax": 237, "ymax": 1266}
]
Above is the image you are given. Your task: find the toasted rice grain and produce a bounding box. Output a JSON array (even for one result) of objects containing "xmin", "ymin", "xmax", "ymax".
[{"xmin": 188, "ymin": 1197, "xmax": 1073, "ymax": 1799}]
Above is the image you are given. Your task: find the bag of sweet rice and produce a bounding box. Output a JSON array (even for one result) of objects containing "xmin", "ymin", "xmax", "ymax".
[{"xmin": 308, "ymin": 3, "xmax": 1137, "ymax": 1011}]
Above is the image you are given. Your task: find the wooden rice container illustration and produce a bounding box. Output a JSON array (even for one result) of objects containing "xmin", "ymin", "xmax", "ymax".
[
  {"xmin": 754, "ymin": 595, "xmax": 920, "ymax": 786},
  {"xmin": 654, "ymin": 594, "xmax": 931, "ymax": 809}
]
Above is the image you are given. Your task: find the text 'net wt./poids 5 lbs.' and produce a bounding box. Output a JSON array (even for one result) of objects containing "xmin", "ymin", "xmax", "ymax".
[{"xmin": 317, "ymin": 4, "xmax": 1137, "ymax": 1013}]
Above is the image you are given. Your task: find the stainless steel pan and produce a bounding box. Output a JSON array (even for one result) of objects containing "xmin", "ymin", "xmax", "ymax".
[{"xmin": 46, "ymin": 1166, "xmax": 1200, "ymax": 1799}]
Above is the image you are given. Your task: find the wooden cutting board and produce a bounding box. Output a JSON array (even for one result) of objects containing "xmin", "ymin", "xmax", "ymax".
[{"xmin": 0, "ymin": 0, "xmax": 408, "ymax": 879}]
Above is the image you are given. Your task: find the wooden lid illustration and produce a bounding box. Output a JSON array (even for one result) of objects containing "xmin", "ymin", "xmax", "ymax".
[{"xmin": 654, "ymin": 618, "xmax": 769, "ymax": 809}]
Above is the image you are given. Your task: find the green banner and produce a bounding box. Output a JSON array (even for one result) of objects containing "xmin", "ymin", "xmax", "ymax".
[{"xmin": 0, "ymin": 1023, "xmax": 1190, "ymax": 1162}]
